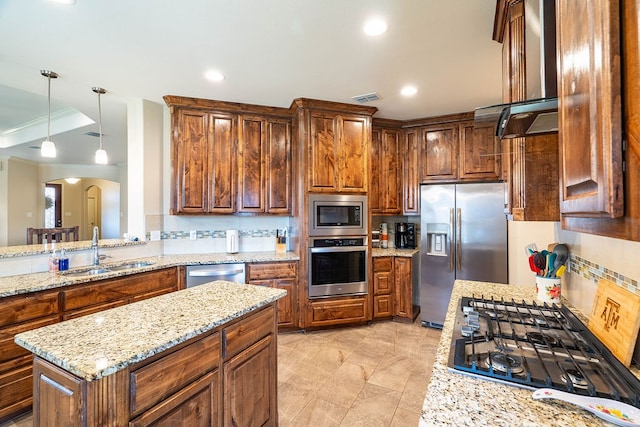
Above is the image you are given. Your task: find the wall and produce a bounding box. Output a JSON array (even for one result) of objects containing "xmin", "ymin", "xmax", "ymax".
[
  {"xmin": 7, "ymin": 158, "xmax": 41, "ymax": 245},
  {"xmin": 0, "ymin": 157, "xmax": 8, "ymax": 245}
]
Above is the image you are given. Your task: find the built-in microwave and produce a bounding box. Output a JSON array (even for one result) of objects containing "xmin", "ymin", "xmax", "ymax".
[{"xmin": 308, "ymin": 194, "xmax": 368, "ymax": 236}]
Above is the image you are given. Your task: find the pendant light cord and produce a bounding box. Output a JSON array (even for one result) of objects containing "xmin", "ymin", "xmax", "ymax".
[
  {"xmin": 97, "ymin": 90, "xmax": 103, "ymax": 150},
  {"xmin": 46, "ymin": 74, "xmax": 52, "ymax": 140}
]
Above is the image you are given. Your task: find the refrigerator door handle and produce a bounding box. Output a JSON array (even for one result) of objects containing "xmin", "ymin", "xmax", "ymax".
[
  {"xmin": 449, "ymin": 208, "xmax": 454, "ymax": 271},
  {"xmin": 457, "ymin": 208, "xmax": 462, "ymax": 270}
]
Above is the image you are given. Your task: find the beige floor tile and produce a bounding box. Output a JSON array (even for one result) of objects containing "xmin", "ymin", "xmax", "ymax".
[
  {"xmin": 339, "ymin": 384, "xmax": 401, "ymax": 427},
  {"xmin": 367, "ymin": 354, "xmax": 415, "ymax": 392},
  {"xmin": 390, "ymin": 406, "xmax": 421, "ymax": 427},
  {"xmin": 315, "ymin": 362, "xmax": 373, "ymax": 407},
  {"xmin": 291, "ymin": 397, "xmax": 349, "ymax": 427}
]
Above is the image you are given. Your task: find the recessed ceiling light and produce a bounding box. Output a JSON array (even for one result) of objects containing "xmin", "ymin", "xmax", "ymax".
[
  {"xmin": 401, "ymin": 85, "xmax": 418, "ymax": 97},
  {"xmin": 363, "ymin": 18, "xmax": 388, "ymax": 36},
  {"xmin": 50, "ymin": 0, "xmax": 77, "ymax": 5},
  {"xmin": 205, "ymin": 70, "xmax": 225, "ymax": 82}
]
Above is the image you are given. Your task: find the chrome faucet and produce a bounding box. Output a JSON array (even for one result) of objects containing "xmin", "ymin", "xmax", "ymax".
[{"xmin": 92, "ymin": 226, "xmax": 100, "ymax": 266}]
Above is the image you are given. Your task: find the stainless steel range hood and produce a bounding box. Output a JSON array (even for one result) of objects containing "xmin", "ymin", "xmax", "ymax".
[{"xmin": 474, "ymin": 97, "xmax": 558, "ymax": 139}]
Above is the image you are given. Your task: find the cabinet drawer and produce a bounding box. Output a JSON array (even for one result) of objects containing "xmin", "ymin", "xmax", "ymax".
[
  {"xmin": 0, "ymin": 291, "xmax": 59, "ymax": 328},
  {"xmin": 373, "ymin": 257, "xmax": 392, "ymax": 272},
  {"xmin": 308, "ymin": 297, "xmax": 367, "ymax": 326},
  {"xmin": 223, "ymin": 306, "xmax": 274, "ymax": 360},
  {"xmin": 373, "ymin": 295, "xmax": 393, "ymax": 319},
  {"xmin": 130, "ymin": 332, "xmax": 220, "ymax": 416},
  {"xmin": 63, "ymin": 268, "xmax": 177, "ymax": 311},
  {"xmin": 0, "ymin": 314, "xmax": 59, "ymax": 364},
  {"xmin": 247, "ymin": 262, "xmax": 297, "ymax": 280},
  {"xmin": 0, "ymin": 362, "xmax": 32, "ymax": 421}
]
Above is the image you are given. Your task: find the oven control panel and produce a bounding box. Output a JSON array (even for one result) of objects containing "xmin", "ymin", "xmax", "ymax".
[{"xmin": 311, "ymin": 238, "xmax": 366, "ymax": 247}]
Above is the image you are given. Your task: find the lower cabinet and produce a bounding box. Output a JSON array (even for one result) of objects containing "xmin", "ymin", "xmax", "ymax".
[
  {"xmin": 31, "ymin": 304, "xmax": 278, "ymax": 427},
  {"xmin": 306, "ymin": 296, "xmax": 369, "ymax": 328},
  {"xmin": 0, "ymin": 267, "xmax": 181, "ymax": 423},
  {"xmin": 372, "ymin": 255, "xmax": 420, "ymax": 322},
  {"xmin": 247, "ymin": 261, "xmax": 298, "ymax": 329}
]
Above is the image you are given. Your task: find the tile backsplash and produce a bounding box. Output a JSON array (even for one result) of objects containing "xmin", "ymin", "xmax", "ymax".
[{"xmin": 570, "ymin": 253, "xmax": 639, "ymax": 294}]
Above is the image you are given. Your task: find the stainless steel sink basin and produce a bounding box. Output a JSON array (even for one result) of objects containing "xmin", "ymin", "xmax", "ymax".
[
  {"xmin": 61, "ymin": 268, "xmax": 112, "ymax": 277},
  {"xmin": 109, "ymin": 261, "xmax": 155, "ymax": 271}
]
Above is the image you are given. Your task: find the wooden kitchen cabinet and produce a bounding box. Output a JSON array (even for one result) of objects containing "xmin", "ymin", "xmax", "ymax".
[
  {"xmin": 306, "ymin": 296, "xmax": 369, "ymax": 328},
  {"xmin": 171, "ymin": 108, "xmax": 236, "ymax": 214},
  {"xmin": 165, "ymin": 96, "xmax": 293, "ymax": 215},
  {"xmin": 557, "ymin": 0, "xmax": 640, "ymax": 240},
  {"xmin": 291, "ymin": 98, "xmax": 377, "ymax": 194},
  {"xmin": 0, "ymin": 291, "xmax": 59, "ymax": 423},
  {"xmin": 556, "ymin": 0, "xmax": 623, "ymax": 218},
  {"xmin": 403, "ymin": 127, "xmax": 420, "ymax": 215},
  {"xmin": 31, "ymin": 303, "xmax": 277, "ymax": 426},
  {"xmin": 393, "ymin": 256, "xmax": 419, "ymax": 322},
  {"xmin": 371, "ymin": 123, "xmax": 402, "ymax": 215},
  {"xmin": 494, "ymin": 0, "xmax": 560, "ymax": 221},
  {"xmin": 247, "ymin": 261, "xmax": 298, "ymax": 328},
  {"xmin": 415, "ymin": 115, "xmax": 501, "ymax": 184},
  {"xmin": 372, "ymin": 257, "xmax": 394, "ymax": 319},
  {"xmin": 238, "ymin": 116, "xmax": 292, "ymax": 213}
]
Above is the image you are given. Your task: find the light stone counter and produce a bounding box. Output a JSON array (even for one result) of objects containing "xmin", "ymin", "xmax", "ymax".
[
  {"xmin": 15, "ymin": 280, "xmax": 286, "ymax": 381},
  {"xmin": 0, "ymin": 251, "xmax": 299, "ymax": 298},
  {"xmin": 0, "ymin": 238, "xmax": 145, "ymax": 259},
  {"xmin": 371, "ymin": 247, "xmax": 419, "ymax": 257},
  {"xmin": 420, "ymin": 279, "xmax": 638, "ymax": 427}
]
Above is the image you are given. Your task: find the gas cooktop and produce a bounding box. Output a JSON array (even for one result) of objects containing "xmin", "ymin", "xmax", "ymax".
[{"xmin": 447, "ymin": 296, "xmax": 640, "ymax": 407}]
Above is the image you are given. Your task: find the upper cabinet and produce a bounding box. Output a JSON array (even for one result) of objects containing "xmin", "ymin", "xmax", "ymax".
[
  {"xmin": 495, "ymin": 0, "xmax": 560, "ymax": 221},
  {"xmin": 165, "ymin": 96, "xmax": 292, "ymax": 215},
  {"xmin": 371, "ymin": 122, "xmax": 402, "ymax": 214},
  {"xmin": 556, "ymin": 0, "xmax": 623, "ymax": 218},
  {"xmin": 556, "ymin": 0, "xmax": 640, "ymax": 241},
  {"xmin": 292, "ymin": 99, "xmax": 377, "ymax": 194}
]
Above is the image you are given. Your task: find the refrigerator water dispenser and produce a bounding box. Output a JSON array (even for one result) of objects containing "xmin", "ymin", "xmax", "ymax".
[{"xmin": 425, "ymin": 223, "xmax": 449, "ymax": 256}]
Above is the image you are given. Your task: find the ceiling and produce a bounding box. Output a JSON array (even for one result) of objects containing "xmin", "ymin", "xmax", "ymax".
[{"xmin": 0, "ymin": 0, "xmax": 503, "ymax": 167}]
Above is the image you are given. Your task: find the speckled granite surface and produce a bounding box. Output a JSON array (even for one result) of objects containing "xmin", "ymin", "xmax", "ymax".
[
  {"xmin": 0, "ymin": 251, "xmax": 299, "ymax": 298},
  {"xmin": 15, "ymin": 280, "xmax": 285, "ymax": 381},
  {"xmin": 372, "ymin": 247, "xmax": 419, "ymax": 257},
  {"xmin": 0, "ymin": 239, "xmax": 145, "ymax": 259},
  {"xmin": 420, "ymin": 280, "xmax": 638, "ymax": 427}
]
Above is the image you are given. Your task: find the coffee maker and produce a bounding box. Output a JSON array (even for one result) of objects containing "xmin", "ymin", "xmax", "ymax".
[{"xmin": 394, "ymin": 223, "xmax": 416, "ymax": 249}]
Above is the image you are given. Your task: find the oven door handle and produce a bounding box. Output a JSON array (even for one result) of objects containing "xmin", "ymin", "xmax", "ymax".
[{"xmin": 310, "ymin": 246, "xmax": 368, "ymax": 253}]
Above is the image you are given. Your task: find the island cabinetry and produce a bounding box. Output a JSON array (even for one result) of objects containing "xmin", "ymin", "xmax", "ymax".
[
  {"xmin": 30, "ymin": 303, "xmax": 277, "ymax": 426},
  {"xmin": 247, "ymin": 261, "xmax": 297, "ymax": 328},
  {"xmin": 164, "ymin": 96, "xmax": 293, "ymax": 215},
  {"xmin": 372, "ymin": 257, "xmax": 394, "ymax": 319},
  {"xmin": 61, "ymin": 268, "xmax": 180, "ymax": 320},
  {"xmin": 371, "ymin": 122, "xmax": 403, "ymax": 214},
  {"xmin": 0, "ymin": 291, "xmax": 59, "ymax": 423},
  {"xmin": 291, "ymin": 98, "xmax": 377, "ymax": 194}
]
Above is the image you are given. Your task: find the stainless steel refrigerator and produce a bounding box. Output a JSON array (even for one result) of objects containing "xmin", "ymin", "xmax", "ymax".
[{"xmin": 420, "ymin": 183, "xmax": 508, "ymax": 327}]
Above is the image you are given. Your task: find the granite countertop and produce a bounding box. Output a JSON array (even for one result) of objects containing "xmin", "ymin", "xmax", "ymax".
[
  {"xmin": 420, "ymin": 280, "xmax": 638, "ymax": 427},
  {"xmin": 0, "ymin": 251, "xmax": 299, "ymax": 298},
  {"xmin": 372, "ymin": 247, "xmax": 419, "ymax": 257},
  {"xmin": 0, "ymin": 239, "xmax": 145, "ymax": 259},
  {"xmin": 15, "ymin": 280, "xmax": 286, "ymax": 381}
]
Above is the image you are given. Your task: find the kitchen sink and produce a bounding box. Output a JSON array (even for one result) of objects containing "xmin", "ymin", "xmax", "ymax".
[
  {"xmin": 61, "ymin": 268, "xmax": 112, "ymax": 277},
  {"xmin": 109, "ymin": 261, "xmax": 155, "ymax": 271}
]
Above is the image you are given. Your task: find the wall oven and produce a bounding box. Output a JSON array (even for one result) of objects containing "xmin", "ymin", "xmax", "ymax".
[
  {"xmin": 308, "ymin": 237, "xmax": 368, "ymax": 298},
  {"xmin": 308, "ymin": 194, "xmax": 368, "ymax": 236}
]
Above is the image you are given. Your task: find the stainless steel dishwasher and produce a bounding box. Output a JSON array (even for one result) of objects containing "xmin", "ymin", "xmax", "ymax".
[{"xmin": 186, "ymin": 263, "xmax": 246, "ymax": 288}]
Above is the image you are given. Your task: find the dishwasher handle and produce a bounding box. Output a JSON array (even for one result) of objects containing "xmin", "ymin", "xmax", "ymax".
[{"xmin": 188, "ymin": 268, "xmax": 245, "ymax": 277}]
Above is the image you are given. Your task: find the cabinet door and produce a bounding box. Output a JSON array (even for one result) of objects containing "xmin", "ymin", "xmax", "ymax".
[
  {"xmin": 372, "ymin": 257, "xmax": 393, "ymax": 295},
  {"xmin": 308, "ymin": 113, "xmax": 338, "ymax": 192},
  {"xmin": 33, "ymin": 357, "xmax": 84, "ymax": 427},
  {"xmin": 557, "ymin": 0, "xmax": 623, "ymax": 217},
  {"xmin": 173, "ymin": 109, "xmax": 209, "ymax": 213},
  {"xmin": 209, "ymin": 113, "xmax": 237, "ymax": 213},
  {"xmin": 370, "ymin": 128, "xmax": 382, "ymax": 213},
  {"xmin": 393, "ymin": 257, "xmax": 412, "ymax": 319},
  {"xmin": 403, "ymin": 128, "xmax": 420, "ymax": 214},
  {"xmin": 238, "ymin": 116, "xmax": 265, "ymax": 213},
  {"xmin": 420, "ymin": 124, "xmax": 459, "ymax": 181},
  {"xmin": 338, "ymin": 115, "xmax": 369, "ymax": 192},
  {"xmin": 459, "ymin": 122, "xmax": 501, "ymax": 181},
  {"xmin": 265, "ymin": 119, "xmax": 292, "ymax": 213},
  {"xmin": 223, "ymin": 335, "xmax": 275, "ymax": 427},
  {"xmin": 381, "ymin": 129, "xmax": 402, "ymax": 213}
]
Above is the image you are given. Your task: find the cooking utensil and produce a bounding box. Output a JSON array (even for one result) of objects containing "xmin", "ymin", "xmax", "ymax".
[
  {"xmin": 533, "ymin": 252, "xmax": 546, "ymax": 275},
  {"xmin": 532, "ymin": 388, "xmax": 640, "ymax": 426},
  {"xmin": 555, "ymin": 265, "xmax": 566, "ymax": 277},
  {"xmin": 528, "ymin": 255, "xmax": 538, "ymax": 273},
  {"xmin": 546, "ymin": 253, "xmax": 557, "ymax": 277}
]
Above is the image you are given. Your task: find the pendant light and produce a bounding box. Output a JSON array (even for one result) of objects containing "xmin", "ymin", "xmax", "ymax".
[
  {"xmin": 92, "ymin": 87, "xmax": 108, "ymax": 164},
  {"xmin": 40, "ymin": 70, "xmax": 58, "ymax": 158}
]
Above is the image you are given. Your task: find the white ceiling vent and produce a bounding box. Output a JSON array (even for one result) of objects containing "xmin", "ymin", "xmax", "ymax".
[
  {"xmin": 84, "ymin": 131, "xmax": 102, "ymax": 137},
  {"xmin": 351, "ymin": 92, "xmax": 380, "ymax": 103}
]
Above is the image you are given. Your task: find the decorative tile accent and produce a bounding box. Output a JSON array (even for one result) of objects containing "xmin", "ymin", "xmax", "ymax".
[
  {"xmin": 146, "ymin": 229, "xmax": 280, "ymax": 241},
  {"xmin": 570, "ymin": 254, "xmax": 639, "ymax": 294}
]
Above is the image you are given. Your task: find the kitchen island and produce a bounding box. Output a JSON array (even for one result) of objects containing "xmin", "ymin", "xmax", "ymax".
[
  {"xmin": 420, "ymin": 280, "xmax": 640, "ymax": 426},
  {"xmin": 15, "ymin": 280, "xmax": 285, "ymax": 426}
]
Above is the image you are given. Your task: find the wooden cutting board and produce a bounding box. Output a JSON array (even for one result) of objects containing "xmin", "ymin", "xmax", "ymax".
[{"xmin": 589, "ymin": 278, "xmax": 640, "ymax": 366}]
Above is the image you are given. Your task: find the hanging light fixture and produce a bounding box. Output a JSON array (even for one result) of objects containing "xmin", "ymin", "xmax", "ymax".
[
  {"xmin": 40, "ymin": 70, "xmax": 58, "ymax": 158},
  {"xmin": 92, "ymin": 86, "xmax": 108, "ymax": 164}
]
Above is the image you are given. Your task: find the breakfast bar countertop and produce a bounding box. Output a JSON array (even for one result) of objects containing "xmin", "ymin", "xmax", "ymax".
[
  {"xmin": 420, "ymin": 279, "xmax": 634, "ymax": 427},
  {"xmin": 14, "ymin": 280, "xmax": 286, "ymax": 381}
]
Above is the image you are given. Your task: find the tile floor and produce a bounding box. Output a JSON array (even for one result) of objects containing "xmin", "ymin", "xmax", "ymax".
[{"xmin": 1, "ymin": 319, "xmax": 441, "ymax": 427}]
